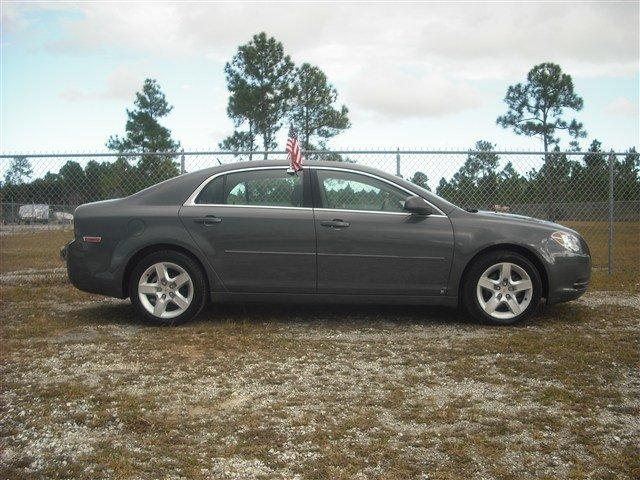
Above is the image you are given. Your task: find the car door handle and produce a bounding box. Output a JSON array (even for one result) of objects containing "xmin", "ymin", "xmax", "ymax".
[
  {"xmin": 194, "ymin": 216, "xmax": 222, "ymax": 226},
  {"xmin": 321, "ymin": 219, "xmax": 350, "ymax": 228}
]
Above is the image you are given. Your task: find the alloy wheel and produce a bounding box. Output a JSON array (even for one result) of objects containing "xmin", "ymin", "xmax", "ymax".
[
  {"xmin": 476, "ymin": 262, "xmax": 533, "ymax": 320},
  {"xmin": 138, "ymin": 262, "xmax": 194, "ymax": 319}
]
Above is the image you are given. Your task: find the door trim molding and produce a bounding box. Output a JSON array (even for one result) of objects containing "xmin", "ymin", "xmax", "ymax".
[
  {"xmin": 226, "ymin": 250, "xmax": 315, "ymax": 256},
  {"xmin": 318, "ymin": 252, "xmax": 445, "ymax": 260},
  {"xmin": 186, "ymin": 203, "xmax": 312, "ymax": 211}
]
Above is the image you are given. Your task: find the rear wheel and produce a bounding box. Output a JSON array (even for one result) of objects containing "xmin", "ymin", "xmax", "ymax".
[
  {"xmin": 129, "ymin": 250, "xmax": 206, "ymax": 325},
  {"xmin": 462, "ymin": 250, "xmax": 542, "ymax": 325}
]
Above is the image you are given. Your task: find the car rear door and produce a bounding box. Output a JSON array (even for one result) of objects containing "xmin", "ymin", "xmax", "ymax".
[
  {"xmin": 312, "ymin": 167, "xmax": 454, "ymax": 296},
  {"xmin": 179, "ymin": 167, "xmax": 316, "ymax": 293}
]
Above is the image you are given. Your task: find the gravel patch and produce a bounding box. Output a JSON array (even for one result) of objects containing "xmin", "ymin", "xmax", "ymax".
[
  {"xmin": 0, "ymin": 224, "xmax": 72, "ymax": 236},
  {"xmin": 0, "ymin": 267, "xmax": 66, "ymax": 285},
  {"xmin": 577, "ymin": 290, "xmax": 640, "ymax": 310}
]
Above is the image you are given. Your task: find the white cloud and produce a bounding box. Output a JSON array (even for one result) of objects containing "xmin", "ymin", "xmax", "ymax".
[
  {"xmin": 604, "ymin": 97, "xmax": 638, "ymax": 117},
  {"xmin": 58, "ymin": 88, "xmax": 88, "ymax": 102},
  {"xmin": 0, "ymin": 1, "xmax": 37, "ymax": 36},
  {"xmin": 101, "ymin": 66, "xmax": 143, "ymax": 100},
  {"xmin": 58, "ymin": 66, "xmax": 145, "ymax": 102},
  {"xmin": 348, "ymin": 70, "xmax": 481, "ymax": 119},
  {"xmin": 24, "ymin": 3, "xmax": 636, "ymax": 71},
  {"xmin": 415, "ymin": 4, "xmax": 637, "ymax": 64}
]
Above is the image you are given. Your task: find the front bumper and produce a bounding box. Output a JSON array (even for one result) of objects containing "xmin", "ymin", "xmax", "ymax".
[{"xmin": 546, "ymin": 252, "xmax": 591, "ymax": 305}]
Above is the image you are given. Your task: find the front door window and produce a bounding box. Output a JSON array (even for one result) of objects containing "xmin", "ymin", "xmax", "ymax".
[{"xmin": 316, "ymin": 170, "xmax": 407, "ymax": 212}]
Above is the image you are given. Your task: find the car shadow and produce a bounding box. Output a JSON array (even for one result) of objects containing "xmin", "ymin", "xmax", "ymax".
[
  {"xmin": 198, "ymin": 302, "xmax": 477, "ymax": 328},
  {"xmin": 75, "ymin": 301, "xmax": 144, "ymax": 327},
  {"xmin": 70, "ymin": 299, "xmax": 567, "ymax": 329}
]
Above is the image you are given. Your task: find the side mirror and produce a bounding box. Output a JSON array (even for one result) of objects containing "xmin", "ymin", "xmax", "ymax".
[{"xmin": 403, "ymin": 195, "xmax": 434, "ymax": 215}]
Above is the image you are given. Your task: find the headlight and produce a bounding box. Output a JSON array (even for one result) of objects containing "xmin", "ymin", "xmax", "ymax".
[{"xmin": 550, "ymin": 231, "xmax": 581, "ymax": 253}]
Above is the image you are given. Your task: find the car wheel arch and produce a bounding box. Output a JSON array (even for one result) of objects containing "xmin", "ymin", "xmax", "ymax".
[
  {"xmin": 122, "ymin": 243, "xmax": 211, "ymax": 300},
  {"xmin": 458, "ymin": 243, "xmax": 549, "ymax": 301}
]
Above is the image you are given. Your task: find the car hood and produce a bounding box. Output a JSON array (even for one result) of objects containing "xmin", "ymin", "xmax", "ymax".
[{"xmin": 473, "ymin": 210, "xmax": 578, "ymax": 234}]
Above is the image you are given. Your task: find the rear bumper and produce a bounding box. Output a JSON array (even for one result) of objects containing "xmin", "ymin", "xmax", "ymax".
[
  {"xmin": 547, "ymin": 253, "xmax": 591, "ymax": 305},
  {"xmin": 62, "ymin": 239, "xmax": 124, "ymax": 298}
]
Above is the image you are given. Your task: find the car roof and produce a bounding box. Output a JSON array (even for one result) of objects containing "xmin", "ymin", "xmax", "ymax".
[
  {"xmin": 126, "ymin": 159, "xmax": 459, "ymax": 214},
  {"xmin": 188, "ymin": 159, "xmax": 384, "ymax": 176}
]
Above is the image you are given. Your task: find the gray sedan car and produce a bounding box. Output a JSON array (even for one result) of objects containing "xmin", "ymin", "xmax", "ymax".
[{"xmin": 61, "ymin": 160, "xmax": 591, "ymax": 325}]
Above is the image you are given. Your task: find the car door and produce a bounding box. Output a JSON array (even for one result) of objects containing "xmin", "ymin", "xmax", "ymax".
[
  {"xmin": 179, "ymin": 167, "xmax": 316, "ymax": 293},
  {"xmin": 312, "ymin": 167, "xmax": 454, "ymax": 296}
]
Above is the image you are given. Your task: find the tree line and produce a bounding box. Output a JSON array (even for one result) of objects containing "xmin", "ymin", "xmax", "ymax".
[
  {"xmin": 3, "ymin": 139, "xmax": 637, "ymax": 212},
  {"xmin": 431, "ymin": 140, "xmax": 639, "ymax": 212}
]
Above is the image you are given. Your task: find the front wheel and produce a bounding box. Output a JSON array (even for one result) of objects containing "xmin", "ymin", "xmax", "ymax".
[
  {"xmin": 129, "ymin": 250, "xmax": 207, "ymax": 326},
  {"xmin": 462, "ymin": 251, "xmax": 542, "ymax": 325}
]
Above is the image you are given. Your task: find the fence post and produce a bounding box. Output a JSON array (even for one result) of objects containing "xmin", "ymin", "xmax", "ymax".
[
  {"xmin": 180, "ymin": 149, "xmax": 185, "ymax": 174},
  {"xmin": 608, "ymin": 150, "xmax": 615, "ymax": 275},
  {"xmin": 396, "ymin": 148, "xmax": 401, "ymax": 177}
]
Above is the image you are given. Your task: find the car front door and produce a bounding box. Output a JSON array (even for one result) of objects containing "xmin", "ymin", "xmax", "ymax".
[
  {"xmin": 312, "ymin": 168, "xmax": 454, "ymax": 296},
  {"xmin": 179, "ymin": 167, "xmax": 316, "ymax": 293}
]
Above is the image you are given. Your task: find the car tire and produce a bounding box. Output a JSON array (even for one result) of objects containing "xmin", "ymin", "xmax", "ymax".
[
  {"xmin": 462, "ymin": 250, "xmax": 542, "ymax": 326},
  {"xmin": 129, "ymin": 250, "xmax": 207, "ymax": 326}
]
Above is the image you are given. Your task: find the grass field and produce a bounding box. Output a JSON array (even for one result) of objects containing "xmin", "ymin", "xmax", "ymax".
[
  {"xmin": 563, "ymin": 221, "xmax": 640, "ymax": 293},
  {"xmin": 1, "ymin": 228, "xmax": 73, "ymax": 274}
]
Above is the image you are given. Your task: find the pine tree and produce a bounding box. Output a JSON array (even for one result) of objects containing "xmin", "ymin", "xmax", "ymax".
[
  {"xmin": 4, "ymin": 156, "xmax": 33, "ymax": 185},
  {"xmin": 224, "ymin": 33, "xmax": 295, "ymax": 159},
  {"xmin": 107, "ymin": 79, "xmax": 180, "ymax": 191},
  {"xmin": 497, "ymin": 63, "xmax": 586, "ymax": 219},
  {"xmin": 289, "ymin": 63, "xmax": 349, "ymax": 150}
]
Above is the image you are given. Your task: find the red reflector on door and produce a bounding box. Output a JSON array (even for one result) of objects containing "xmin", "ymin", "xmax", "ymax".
[{"xmin": 83, "ymin": 236, "xmax": 102, "ymax": 243}]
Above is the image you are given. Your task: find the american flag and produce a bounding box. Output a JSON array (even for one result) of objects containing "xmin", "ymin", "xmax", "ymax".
[{"xmin": 286, "ymin": 125, "xmax": 303, "ymax": 172}]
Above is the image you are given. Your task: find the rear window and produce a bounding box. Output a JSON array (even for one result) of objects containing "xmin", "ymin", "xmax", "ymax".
[
  {"xmin": 194, "ymin": 176, "xmax": 223, "ymax": 204},
  {"xmin": 194, "ymin": 169, "xmax": 303, "ymax": 207}
]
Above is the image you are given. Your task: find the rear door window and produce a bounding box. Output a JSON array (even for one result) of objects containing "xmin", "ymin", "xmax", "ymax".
[{"xmin": 195, "ymin": 169, "xmax": 304, "ymax": 207}]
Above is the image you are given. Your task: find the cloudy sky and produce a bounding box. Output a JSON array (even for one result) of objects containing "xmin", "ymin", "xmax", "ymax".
[{"xmin": 2, "ymin": 1, "xmax": 639, "ymax": 154}]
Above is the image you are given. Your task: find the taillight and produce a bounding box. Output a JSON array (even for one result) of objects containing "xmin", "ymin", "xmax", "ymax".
[{"xmin": 83, "ymin": 236, "xmax": 102, "ymax": 243}]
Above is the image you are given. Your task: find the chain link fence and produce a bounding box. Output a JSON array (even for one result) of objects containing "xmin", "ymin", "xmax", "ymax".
[{"xmin": 1, "ymin": 149, "xmax": 638, "ymax": 274}]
